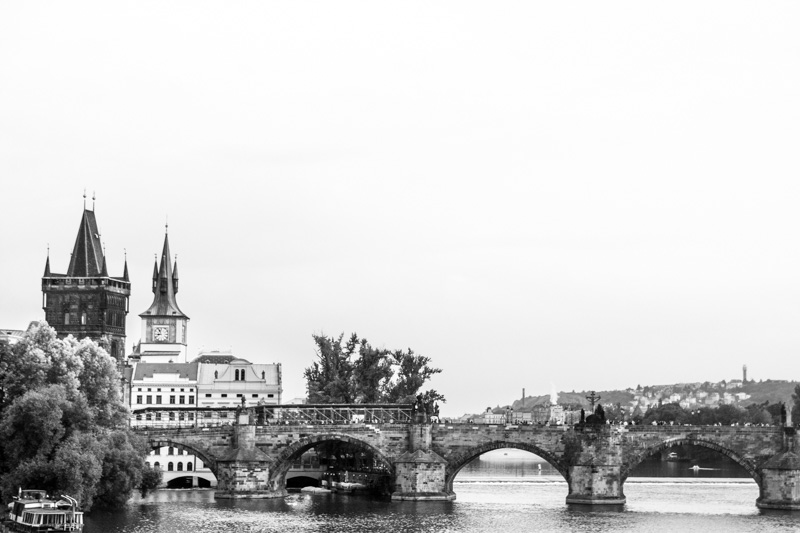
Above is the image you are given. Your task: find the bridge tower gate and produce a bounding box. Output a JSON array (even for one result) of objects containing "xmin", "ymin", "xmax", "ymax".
[{"xmin": 392, "ymin": 423, "xmax": 454, "ymax": 501}]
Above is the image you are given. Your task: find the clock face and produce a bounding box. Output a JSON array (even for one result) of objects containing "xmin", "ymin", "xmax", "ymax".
[{"xmin": 153, "ymin": 326, "xmax": 169, "ymax": 342}]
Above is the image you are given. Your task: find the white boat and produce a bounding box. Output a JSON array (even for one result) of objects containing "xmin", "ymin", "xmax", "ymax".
[{"xmin": 5, "ymin": 489, "xmax": 83, "ymax": 532}]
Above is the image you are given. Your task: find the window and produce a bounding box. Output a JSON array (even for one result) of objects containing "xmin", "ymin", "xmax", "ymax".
[
  {"xmin": 64, "ymin": 313, "xmax": 70, "ymax": 325},
  {"xmin": 179, "ymin": 413, "xmax": 185, "ymax": 421},
  {"xmin": 146, "ymin": 395, "xmax": 152, "ymax": 404},
  {"xmin": 156, "ymin": 395, "xmax": 162, "ymax": 404},
  {"xmin": 187, "ymin": 462, "xmax": 193, "ymax": 471},
  {"xmin": 147, "ymin": 388, "xmax": 152, "ymax": 392},
  {"xmin": 168, "ymin": 447, "xmax": 174, "ymax": 455},
  {"xmin": 155, "ymin": 413, "xmax": 162, "ymax": 421},
  {"xmin": 138, "ymin": 388, "xmax": 142, "ymax": 392},
  {"xmin": 154, "ymin": 448, "xmax": 160, "ymax": 456},
  {"xmin": 252, "ymin": 394, "xmax": 258, "ymax": 398},
  {"xmin": 136, "ymin": 396, "xmax": 142, "ymax": 404},
  {"xmin": 189, "ymin": 413, "xmax": 194, "ymax": 421},
  {"xmin": 168, "ymin": 462, "xmax": 174, "ymax": 471},
  {"xmin": 205, "ymin": 394, "xmax": 212, "ymax": 398},
  {"xmin": 262, "ymin": 371, "xmax": 265, "ymax": 379},
  {"xmin": 179, "ymin": 396, "xmax": 185, "ymax": 404},
  {"xmin": 236, "ymin": 394, "xmax": 242, "ymax": 398},
  {"xmin": 157, "ymin": 388, "xmax": 161, "ymax": 392},
  {"xmin": 181, "ymin": 388, "xmax": 185, "ymax": 392},
  {"xmin": 136, "ymin": 414, "xmax": 142, "ymax": 421},
  {"xmin": 170, "ymin": 396, "xmax": 176, "ymax": 404},
  {"xmin": 169, "ymin": 412, "xmax": 175, "ymax": 421},
  {"xmin": 268, "ymin": 394, "xmax": 274, "ymax": 398},
  {"xmin": 189, "ymin": 396, "xmax": 195, "ymax": 404},
  {"xmin": 171, "ymin": 388, "xmax": 175, "ymax": 392},
  {"xmin": 80, "ymin": 311, "xmax": 87, "ymax": 325},
  {"xmin": 221, "ymin": 394, "xmax": 227, "ymax": 398},
  {"xmin": 241, "ymin": 370, "xmax": 245, "ymax": 381},
  {"xmin": 153, "ymin": 462, "xmax": 160, "ymax": 469},
  {"xmin": 214, "ymin": 371, "xmax": 218, "ymax": 378},
  {"xmin": 234, "ymin": 369, "xmax": 239, "ymax": 381},
  {"xmin": 177, "ymin": 462, "xmax": 183, "ymax": 471},
  {"xmin": 145, "ymin": 414, "xmax": 152, "ymax": 421}
]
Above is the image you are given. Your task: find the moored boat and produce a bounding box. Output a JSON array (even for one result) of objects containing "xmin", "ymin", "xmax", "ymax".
[{"xmin": 4, "ymin": 489, "xmax": 83, "ymax": 532}]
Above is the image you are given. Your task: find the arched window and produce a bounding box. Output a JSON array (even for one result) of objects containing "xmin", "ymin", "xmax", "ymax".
[
  {"xmin": 214, "ymin": 370, "xmax": 218, "ymax": 379},
  {"xmin": 187, "ymin": 462, "xmax": 193, "ymax": 471},
  {"xmin": 177, "ymin": 462, "xmax": 183, "ymax": 471},
  {"xmin": 262, "ymin": 371, "xmax": 265, "ymax": 379},
  {"xmin": 168, "ymin": 462, "xmax": 174, "ymax": 471},
  {"xmin": 241, "ymin": 369, "xmax": 245, "ymax": 381},
  {"xmin": 234, "ymin": 369, "xmax": 240, "ymax": 381},
  {"xmin": 153, "ymin": 462, "xmax": 160, "ymax": 469}
]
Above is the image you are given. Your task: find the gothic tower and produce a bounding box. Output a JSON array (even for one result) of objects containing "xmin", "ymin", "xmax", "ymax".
[
  {"xmin": 42, "ymin": 205, "xmax": 131, "ymax": 362},
  {"xmin": 136, "ymin": 230, "xmax": 190, "ymax": 363}
]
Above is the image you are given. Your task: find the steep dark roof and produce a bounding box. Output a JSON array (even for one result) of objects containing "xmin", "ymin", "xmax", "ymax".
[
  {"xmin": 133, "ymin": 362, "xmax": 198, "ymax": 380},
  {"xmin": 67, "ymin": 209, "xmax": 104, "ymax": 277},
  {"xmin": 140, "ymin": 233, "xmax": 188, "ymax": 318}
]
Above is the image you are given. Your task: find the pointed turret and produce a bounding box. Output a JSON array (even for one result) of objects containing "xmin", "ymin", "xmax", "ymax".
[
  {"xmin": 100, "ymin": 255, "xmax": 108, "ymax": 277},
  {"xmin": 140, "ymin": 233, "xmax": 187, "ymax": 318},
  {"xmin": 151, "ymin": 259, "xmax": 159, "ymax": 293},
  {"xmin": 172, "ymin": 257, "xmax": 179, "ymax": 294},
  {"xmin": 123, "ymin": 256, "xmax": 129, "ymax": 282},
  {"xmin": 44, "ymin": 254, "xmax": 51, "ymax": 277},
  {"xmin": 66, "ymin": 210, "xmax": 104, "ymax": 277}
]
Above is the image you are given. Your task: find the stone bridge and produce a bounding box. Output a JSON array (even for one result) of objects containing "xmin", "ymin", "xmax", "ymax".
[{"xmin": 136, "ymin": 422, "xmax": 800, "ymax": 510}]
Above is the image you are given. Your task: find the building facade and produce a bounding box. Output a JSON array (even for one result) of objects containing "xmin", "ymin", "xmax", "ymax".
[{"xmin": 41, "ymin": 206, "xmax": 130, "ymax": 362}]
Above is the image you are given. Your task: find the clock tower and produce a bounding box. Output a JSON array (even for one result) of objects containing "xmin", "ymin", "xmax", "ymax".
[{"xmin": 137, "ymin": 230, "xmax": 189, "ymax": 363}]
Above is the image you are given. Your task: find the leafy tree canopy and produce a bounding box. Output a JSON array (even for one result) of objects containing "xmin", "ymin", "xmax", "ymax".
[
  {"xmin": 0, "ymin": 322, "xmax": 149, "ymax": 511},
  {"xmin": 304, "ymin": 333, "xmax": 444, "ymax": 405}
]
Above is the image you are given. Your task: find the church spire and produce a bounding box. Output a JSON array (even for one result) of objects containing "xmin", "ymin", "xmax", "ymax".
[{"xmin": 123, "ymin": 250, "xmax": 129, "ymax": 282}]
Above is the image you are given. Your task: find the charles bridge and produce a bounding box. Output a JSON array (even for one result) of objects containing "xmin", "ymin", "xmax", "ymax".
[{"xmin": 133, "ymin": 405, "xmax": 800, "ymax": 510}]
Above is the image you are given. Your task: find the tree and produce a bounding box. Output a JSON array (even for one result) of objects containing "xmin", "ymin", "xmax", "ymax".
[
  {"xmin": 0, "ymin": 322, "xmax": 150, "ymax": 510},
  {"xmin": 792, "ymin": 384, "xmax": 800, "ymax": 426},
  {"xmin": 304, "ymin": 333, "xmax": 444, "ymax": 405}
]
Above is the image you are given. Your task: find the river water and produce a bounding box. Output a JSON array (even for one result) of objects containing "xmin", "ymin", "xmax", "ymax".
[{"xmin": 86, "ymin": 451, "xmax": 800, "ymax": 533}]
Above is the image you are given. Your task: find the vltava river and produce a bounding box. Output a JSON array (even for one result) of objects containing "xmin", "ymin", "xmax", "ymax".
[{"xmin": 85, "ymin": 453, "xmax": 800, "ymax": 533}]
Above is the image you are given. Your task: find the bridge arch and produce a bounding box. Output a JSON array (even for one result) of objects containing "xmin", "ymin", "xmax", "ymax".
[
  {"xmin": 147, "ymin": 438, "xmax": 219, "ymax": 480},
  {"xmin": 621, "ymin": 436, "xmax": 761, "ymax": 485},
  {"xmin": 268, "ymin": 433, "xmax": 395, "ymax": 491},
  {"xmin": 443, "ymin": 440, "xmax": 570, "ymax": 494}
]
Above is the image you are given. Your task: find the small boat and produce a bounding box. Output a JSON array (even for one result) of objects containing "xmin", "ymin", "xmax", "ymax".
[{"xmin": 5, "ymin": 489, "xmax": 83, "ymax": 532}]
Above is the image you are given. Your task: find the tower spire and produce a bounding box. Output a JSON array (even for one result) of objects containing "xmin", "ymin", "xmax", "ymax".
[
  {"xmin": 44, "ymin": 245, "xmax": 51, "ymax": 277},
  {"xmin": 123, "ymin": 249, "xmax": 129, "ymax": 282}
]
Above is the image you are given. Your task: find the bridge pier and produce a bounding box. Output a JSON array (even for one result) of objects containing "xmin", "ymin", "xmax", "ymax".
[
  {"xmin": 756, "ymin": 429, "xmax": 800, "ymax": 511},
  {"xmin": 564, "ymin": 427, "xmax": 626, "ymax": 505},
  {"xmin": 391, "ymin": 424, "xmax": 455, "ymax": 501},
  {"xmin": 565, "ymin": 464, "xmax": 626, "ymax": 505},
  {"xmin": 215, "ymin": 425, "xmax": 285, "ymax": 499}
]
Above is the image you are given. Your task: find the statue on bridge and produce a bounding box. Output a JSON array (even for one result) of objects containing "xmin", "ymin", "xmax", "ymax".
[{"xmin": 583, "ymin": 404, "xmax": 606, "ymax": 426}]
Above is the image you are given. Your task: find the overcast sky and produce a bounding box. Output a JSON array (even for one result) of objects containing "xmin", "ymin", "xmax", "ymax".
[{"xmin": 2, "ymin": 2, "xmax": 799, "ymax": 416}]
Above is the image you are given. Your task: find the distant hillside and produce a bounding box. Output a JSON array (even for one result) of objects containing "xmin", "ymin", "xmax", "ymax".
[{"xmin": 504, "ymin": 380, "xmax": 799, "ymax": 414}]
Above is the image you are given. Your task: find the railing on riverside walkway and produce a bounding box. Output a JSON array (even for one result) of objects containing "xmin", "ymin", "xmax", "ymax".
[{"xmin": 130, "ymin": 403, "xmax": 414, "ymax": 430}]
